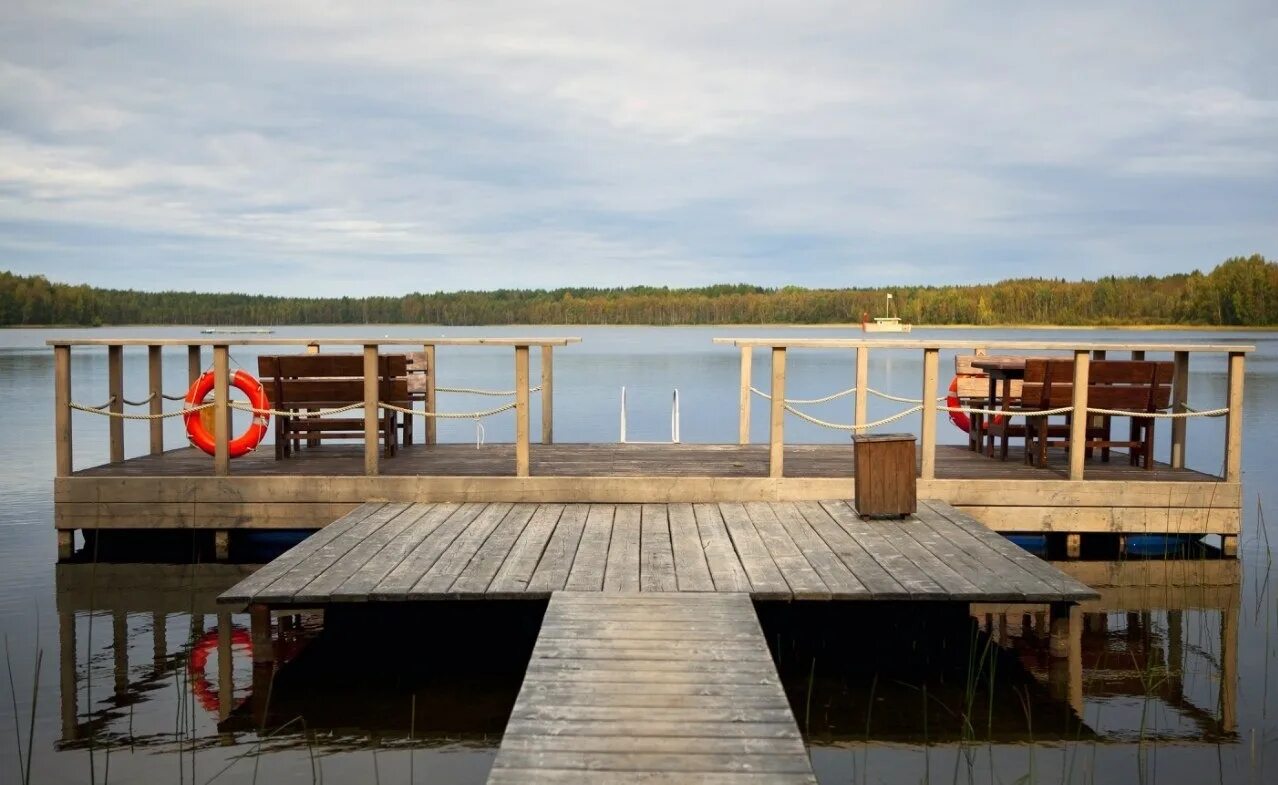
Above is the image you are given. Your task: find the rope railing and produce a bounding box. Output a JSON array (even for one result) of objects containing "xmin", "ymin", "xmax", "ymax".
[
  {"xmin": 783, "ymin": 402, "xmax": 1229, "ymax": 432},
  {"xmin": 750, "ymin": 386, "xmax": 946, "ymax": 405},
  {"xmin": 436, "ymin": 385, "xmax": 542, "ymax": 397}
]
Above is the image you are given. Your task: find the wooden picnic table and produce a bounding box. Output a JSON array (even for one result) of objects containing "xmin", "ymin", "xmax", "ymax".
[{"xmin": 970, "ymin": 357, "xmax": 1028, "ymax": 458}]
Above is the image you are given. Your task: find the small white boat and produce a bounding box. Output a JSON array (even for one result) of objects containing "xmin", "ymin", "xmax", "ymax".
[{"xmin": 860, "ymin": 294, "xmax": 912, "ymax": 333}]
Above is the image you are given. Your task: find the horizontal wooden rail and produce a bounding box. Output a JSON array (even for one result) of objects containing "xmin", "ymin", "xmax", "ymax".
[
  {"xmin": 714, "ymin": 338, "xmax": 1255, "ymax": 353},
  {"xmin": 47, "ymin": 337, "xmax": 581, "ymax": 347}
]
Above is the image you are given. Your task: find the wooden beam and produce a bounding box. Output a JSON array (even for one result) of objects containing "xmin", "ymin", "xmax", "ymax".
[
  {"xmin": 1170, "ymin": 351, "xmax": 1189, "ymax": 469},
  {"xmin": 920, "ymin": 348, "xmax": 939, "ymax": 479},
  {"xmin": 1225, "ymin": 352, "xmax": 1244, "ymax": 483},
  {"xmin": 738, "ymin": 346, "xmax": 752, "ymax": 445},
  {"xmin": 363, "ymin": 344, "xmax": 379, "ymax": 476},
  {"xmin": 187, "ymin": 345, "xmax": 201, "ymax": 384},
  {"xmin": 768, "ymin": 347, "xmax": 786, "ymax": 478},
  {"xmin": 541, "ymin": 345, "xmax": 554, "ymax": 444},
  {"xmin": 712, "ymin": 338, "xmax": 1256, "ymax": 353},
  {"xmin": 108, "ymin": 345, "xmax": 124, "ymax": 463},
  {"xmin": 148, "ymin": 345, "xmax": 163, "ymax": 455},
  {"xmin": 1068, "ymin": 350, "xmax": 1090, "ymax": 481},
  {"xmin": 249, "ymin": 604, "xmax": 273, "ymax": 664},
  {"xmin": 854, "ymin": 346, "xmax": 868, "ymax": 429},
  {"xmin": 1130, "ymin": 350, "xmax": 1145, "ymax": 360},
  {"xmin": 424, "ymin": 344, "xmax": 437, "ymax": 445},
  {"xmin": 515, "ymin": 345, "xmax": 531, "ymax": 477},
  {"xmin": 55, "ymin": 345, "xmax": 72, "ymax": 477},
  {"xmin": 213, "ymin": 345, "xmax": 230, "ymax": 476}
]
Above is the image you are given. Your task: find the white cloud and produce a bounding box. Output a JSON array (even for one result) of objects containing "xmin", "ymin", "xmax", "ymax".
[{"xmin": 0, "ymin": 0, "xmax": 1274, "ymax": 295}]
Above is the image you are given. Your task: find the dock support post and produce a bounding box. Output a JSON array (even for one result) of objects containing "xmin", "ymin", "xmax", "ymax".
[
  {"xmin": 55, "ymin": 344, "xmax": 73, "ymax": 476},
  {"xmin": 1224, "ymin": 351, "xmax": 1245, "ymax": 483},
  {"xmin": 1046, "ymin": 603, "xmax": 1083, "ymax": 713},
  {"xmin": 214, "ymin": 530, "xmax": 230, "ymax": 561},
  {"xmin": 57, "ymin": 530, "xmax": 73, "ymax": 560},
  {"xmin": 1065, "ymin": 533, "xmax": 1081, "ymax": 559},
  {"xmin": 188, "ymin": 345, "xmax": 202, "ymax": 383},
  {"xmin": 1170, "ymin": 351, "xmax": 1189, "ymax": 469},
  {"xmin": 854, "ymin": 346, "xmax": 868, "ymax": 430},
  {"xmin": 1068, "ymin": 350, "xmax": 1090, "ymax": 481},
  {"xmin": 424, "ymin": 344, "xmax": 437, "ymax": 445},
  {"xmin": 152, "ymin": 612, "xmax": 167, "ymax": 672},
  {"xmin": 769, "ymin": 347, "xmax": 786, "ymax": 478},
  {"xmin": 213, "ymin": 345, "xmax": 230, "ymax": 476},
  {"xmin": 1222, "ymin": 586, "xmax": 1239, "ymax": 732},
  {"xmin": 1221, "ymin": 535, "xmax": 1238, "ymax": 558},
  {"xmin": 920, "ymin": 348, "xmax": 939, "ymax": 480},
  {"xmin": 108, "ymin": 345, "xmax": 124, "ymax": 463},
  {"xmin": 515, "ymin": 345, "xmax": 531, "ymax": 477},
  {"xmin": 1048, "ymin": 602, "xmax": 1077, "ymax": 659},
  {"xmin": 738, "ymin": 346, "xmax": 752, "ymax": 444},
  {"xmin": 250, "ymin": 605, "xmax": 273, "ymax": 665},
  {"xmin": 541, "ymin": 345, "xmax": 554, "ymax": 444},
  {"xmin": 113, "ymin": 611, "xmax": 129, "ymax": 698},
  {"xmin": 363, "ymin": 344, "xmax": 380, "ymax": 476},
  {"xmin": 217, "ymin": 612, "xmax": 234, "ymax": 721},
  {"xmin": 59, "ymin": 611, "xmax": 77, "ymax": 742},
  {"xmin": 148, "ymin": 345, "xmax": 163, "ymax": 455}
]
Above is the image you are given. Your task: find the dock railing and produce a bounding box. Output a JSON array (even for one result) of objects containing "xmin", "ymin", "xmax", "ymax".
[
  {"xmin": 48, "ymin": 337, "xmax": 580, "ymax": 478},
  {"xmin": 712, "ymin": 338, "xmax": 1252, "ymax": 483}
]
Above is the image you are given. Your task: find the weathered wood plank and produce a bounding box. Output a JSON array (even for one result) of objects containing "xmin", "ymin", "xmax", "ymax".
[
  {"xmin": 328, "ymin": 503, "xmax": 460, "ymax": 600},
  {"xmin": 768, "ymin": 502, "xmax": 868, "ymax": 599},
  {"xmin": 449, "ymin": 503, "xmax": 539, "ymax": 595},
  {"xmin": 564, "ymin": 505, "xmax": 614, "ymax": 591},
  {"xmin": 367, "ymin": 503, "xmax": 487, "ymax": 598},
  {"xmin": 409, "ymin": 502, "xmax": 518, "ymax": 595},
  {"xmin": 666, "ymin": 503, "xmax": 714, "ymax": 591},
  {"xmin": 603, "ymin": 505, "xmax": 641, "ymax": 592},
  {"xmin": 639, "ymin": 504, "xmax": 677, "ymax": 592},
  {"xmin": 490, "ymin": 504, "xmax": 568, "ymax": 596},
  {"xmin": 743, "ymin": 502, "xmax": 829, "ymax": 599},
  {"xmin": 793, "ymin": 501, "xmax": 907, "ymax": 599},
  {"xmin": 217, "ymin": 502, "xmax": 384, "ymax": 603},
  {"xmin": 820, "ymin": 501, "xmax": 947, "ymax": 597},
  {"xmin": 718, "ymin": 503, "xmax": 789, "ymax": 599},
  {"xmin": 692, "ymin": 504, "xmax": 752, "ymax": 593},
  {"xmin": 290, "ymin": 503, "xmax": 430, "ymax": 601}
]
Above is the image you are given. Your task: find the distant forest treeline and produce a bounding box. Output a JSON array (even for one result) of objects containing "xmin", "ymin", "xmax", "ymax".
[{"xmin": 1, "ymin": 255, "xmax": 1275, "ymax": 327}]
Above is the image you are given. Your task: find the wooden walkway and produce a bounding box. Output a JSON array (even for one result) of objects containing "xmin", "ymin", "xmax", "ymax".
[
  {"xmin": 218, "ymin": 500, "xmax": 1097, "ymax": 605},
  {"xmin": 488, "ymin": 592, "xmax": 816, "ymax": 784}
]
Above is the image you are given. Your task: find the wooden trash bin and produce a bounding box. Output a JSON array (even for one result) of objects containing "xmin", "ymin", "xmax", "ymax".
[{"xmin": 852, "ymin": 433, "xmax": 917, "ymax": 518}]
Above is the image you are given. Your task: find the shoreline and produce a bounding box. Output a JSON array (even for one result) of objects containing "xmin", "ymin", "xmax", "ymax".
[{"xmin": 6, "ymin": 323, "xmax": 1276, "ymax": 332}]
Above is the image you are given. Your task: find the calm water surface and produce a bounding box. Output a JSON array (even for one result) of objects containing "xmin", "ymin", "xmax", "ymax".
[{"xmin": 1, "ymin": 325, "xmax": 1275, "ymax": 784}]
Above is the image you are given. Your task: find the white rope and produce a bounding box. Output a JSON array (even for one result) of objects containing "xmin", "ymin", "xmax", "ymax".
[
  {"xmin": 436, "ymin": 385, "xmax": 542, "ymax": 397},
  {"xmin": 783, "ymin": 404, "xmax": 923, "ymax": 431},
  {"xmin": 121, "ymin": 393, "xmax": 156, "ymax": 406},
  {"xmin": 69, "ymin": 402, "xmax": 213, "ymax": 419},
  {"xmin": 162, "ymin": 392, "xmax": 189, "ymax": 401},
  {"xmin": 228, "ymin": 401, "xmax": 366, "ymax": 418},
  {"xmin": 939, "ymin": 404, "xmax": 1077, "ymax": 418},
  {"xmin": 1086, "ymin": 406, "xmax": 1228, "ymax": 419},
  {"xmin": 750, "ymin": 386, "xmax": 946, "ymax": 405},
  {"xmin": 378, "ymin": 401, "xmax": 518, "ymax": 419}
]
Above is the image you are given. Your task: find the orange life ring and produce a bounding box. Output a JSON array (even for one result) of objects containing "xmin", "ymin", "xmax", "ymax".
[
  {"xmin": 184, "ymin": 369, "xmax": 270, "ymax": 457},
  {"xmin": 188, "ymin": 627, "xmax": 252, "ymax": 714},
  {"xmin": 946, "ymin": 375, "xmax": 1005, "ymax": 433}
]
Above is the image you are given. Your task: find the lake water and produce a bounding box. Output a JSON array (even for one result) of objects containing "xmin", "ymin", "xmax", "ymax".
[{"xmin": 1, "ymin": 325, "xmax": 1275, "ymax": 784}]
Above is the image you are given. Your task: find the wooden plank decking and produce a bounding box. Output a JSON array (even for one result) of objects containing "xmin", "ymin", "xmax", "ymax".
[
  {"xmin": 487, "ymin": 592, "xmax": 817, "ymax": 784},
  {"xmin": 218, "ymin": 500, "xmax": 1098, "ymax": 606}
]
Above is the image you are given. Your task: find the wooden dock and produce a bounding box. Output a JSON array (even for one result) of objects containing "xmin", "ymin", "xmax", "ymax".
[
  {"xmin": 218, "ymin": 500, "xmax": 1098, "ymax": 605},
  {"xmin": 488, "ymin": 592, "xmax": 816, "ymax": 784}
]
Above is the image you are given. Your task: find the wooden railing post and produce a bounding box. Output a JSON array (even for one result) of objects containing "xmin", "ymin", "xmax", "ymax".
[
  {"xmin": 515, "ymin": 345, "xmax": 531, "ymax": 476},
  {"xmin": 54, "ymin": 345, "xmax": 72, "ymax": 477},
  {"xmin": 212, "ymin": 345, "xmax": 230, "ymax": 475},
  {"xmin": 920, "ymin": 348, "xmax": 939, "ymax": 480},
  {"xmin": 147, "ymin": 345, "xmax": 163, "ymax": 455},
  {"xmin": 424, "ymin": 344, "xmax": 437, "ymax": 445},
  {"xmin": 1224, "ymin": 351, "xmax": 1245, "ymax": 483},
  {"xmin": 769, "ymin": 347, "xmax": 786, "ymax": 478},
  {"xmin": 108, "ymin": 345, "xmax": 124, "ymax": 463},
  {"xmin": 541, "ymin": 345, "xmax": 554, "ymax": 444},
  {"xmin": 854, "ymin": 346, "xmax": 868, "ymax": 429},
  {"xmin": 363, "ymin": 344, "xmax": 380, "ymax": 476},
  {"xmin": 1170, "ymin": 351, "xmax": 1189, "ymax": 469},
  {"xmin": 1068, "ymin": 350, "xmax": 1090, "ymax": 481},
  {"xmin": 738, "ymin": 346, "xmax": 752, "ymax": 444},
  {"xmin": 188, "ymin": 345, "xmax": 202, "ymax": 384}
]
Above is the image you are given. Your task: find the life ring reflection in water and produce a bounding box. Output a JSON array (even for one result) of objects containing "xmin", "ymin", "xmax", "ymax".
[{"xmin": 183, "ymin": 369, "xmax": 270, "ymax": 457}]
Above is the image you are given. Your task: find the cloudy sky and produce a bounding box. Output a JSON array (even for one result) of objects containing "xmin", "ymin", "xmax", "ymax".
[{"xmin": 1, "ymin": 1, "xmax": 1274, "ymax": 296}]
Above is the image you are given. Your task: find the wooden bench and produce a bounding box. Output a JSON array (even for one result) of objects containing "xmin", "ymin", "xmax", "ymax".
[
  {"xmin": 257, "ymin": 354, "xmax": 410, "ymax": 460},
  {"xmin": 1021, "ymin": 359, "xmax": 1174, "ymax": 469}
]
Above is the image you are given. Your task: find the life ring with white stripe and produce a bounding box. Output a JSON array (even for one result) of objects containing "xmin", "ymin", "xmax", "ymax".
[
  {"xmin": 946, "ymin": 376, "xmax": 1005, "ymax": 433},
  {"xmin": 184, "ymin": 369, "xmax": 270, "ymax": 457}
]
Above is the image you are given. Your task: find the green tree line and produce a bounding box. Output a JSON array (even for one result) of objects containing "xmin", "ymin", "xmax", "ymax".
[{"xmin": 1, "ymin": 255, "xmax": 1274, "ymax": 327}]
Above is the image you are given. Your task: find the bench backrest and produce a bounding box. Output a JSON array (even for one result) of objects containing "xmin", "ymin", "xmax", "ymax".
[
  {"xmin": 257, "ymin": 354, "xmax": 410, "ymax": 408},
  {"xmin": 1022, "ymin": 359, "xmax": 1173, "ymax": 411}
]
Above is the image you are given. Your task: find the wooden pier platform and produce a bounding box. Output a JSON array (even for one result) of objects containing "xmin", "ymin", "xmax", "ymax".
[
  {"xmin": 219, "ymin": 499, "xmax": 1096, "ymax": 605},
  {"xmin": 488, "ymin": 592, "xmax": 816, "ymax": 784}
]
